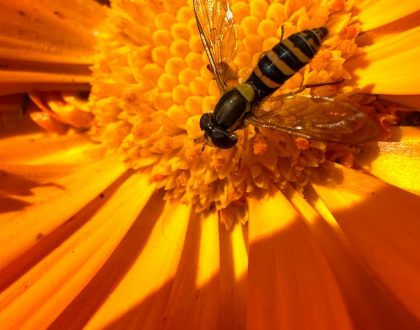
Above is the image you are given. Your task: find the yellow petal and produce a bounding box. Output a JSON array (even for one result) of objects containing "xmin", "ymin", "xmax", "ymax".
[
  {"xmin": 358, "ymin": 1, "xmax": 420, "ymax": 31},
  {"xmin": 312, "ymin": 162, "xmax": 420, "ymax": 320},
  {"xmin": 164, "ymin": 211, "xmax": 220, "ymax": 329},
  {"xmin": 247, "ymin": 190, "xmax": 352, "ymax": 330},
  {"xmin": 0, "ymin": 156, "xmax": 127, "ymax": 268},
  {"xmin": 355, "ymin": 127, "xmax": 420, "ymax": 195},
  {"xmin": 0, "ymin": 172, "xmax": 155, "ymax": 329},
  {"xmin": 82, "ymin": 199, "xmax": 190, "ymax": 329},
  {"xmin": 289, "ymin": 185, "xmax": 420, "ymax": 329},
  {"xmin": 347, "ymin": 25, "xmax": 420, "ymax": 94}
]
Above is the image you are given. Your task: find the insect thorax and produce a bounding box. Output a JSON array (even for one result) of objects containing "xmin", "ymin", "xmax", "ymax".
[{"xmin": 213, "ymin": 83, "xmax": 255, "ymax": 131}]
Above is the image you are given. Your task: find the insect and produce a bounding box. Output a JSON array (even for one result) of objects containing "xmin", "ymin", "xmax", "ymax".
[{"xmin": 194, "ymin": 0, "xmax": 379, "ymax": 149}]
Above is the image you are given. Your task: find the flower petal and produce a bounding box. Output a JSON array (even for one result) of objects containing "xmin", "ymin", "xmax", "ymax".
[
  {"xmin": 0, "ymin": 94, "xmax": 40, "ymax": 134},
  {"xmin": 346, "ymin": 24, "xmax": 420, "ymax": 94},
  {"xmin": 0, "ymin": 0, "xmax": 108, "ymax": 95},
  {"xmin": 0, "ymin": 171, "xmax": 155, "ymax": 329},
  {"xmin": 247, "ymin": 190, "xmax": 352, "ymax": 330},
  {"xmin": 380, "ymin": 94, "xmax": 420, "ymax": 109},
  {"xmin": 0, "ymin": 133, "xmax": 104, "ymax": 164},
  {"xmin": 82, "ymin": 199, "xmax": 190, "ymax": 329},
  {"xmin": 163, "ymin": 211, "xmax": 220, "ymax": 329},
  {"xmin": 219, "ymin": 221, "xmax": 247, "ymax": 330},
  {"xmin": 289, "ymin": 185, "xmax": 420, "ymax": 329},
  {"xmin": 0, "ymin": 156, "xmax": 127, "ymax": 268},
  {"xmin": 312, "ymin": 162, "xmax": 420, "ymax": 320},
  {"xmin": 355, "ymin": 127, "xmax": 420, "ymax": 196},
  {"xmin": 358, "ymin": 1, "xmax": 420, "ymax": 31}
]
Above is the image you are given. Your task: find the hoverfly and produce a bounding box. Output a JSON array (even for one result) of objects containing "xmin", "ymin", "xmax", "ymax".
[{"xmin": 194, "ymin": 0, "xmax": 379, "ymax": 149}]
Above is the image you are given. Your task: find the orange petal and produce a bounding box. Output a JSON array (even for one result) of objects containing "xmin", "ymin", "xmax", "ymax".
[
  {"xmin": 289, "ymin": 185, "xmax": 420, "ymax": 329},
  {"xmin": 0, "ymin": 133, "xmax": 104, "ymax": 164},
  {"xmin": 355, "ymin": 127, "xmax": 420, "ymax": 196},
  {"xmin": 0, "ymin": 0, "xmax": 106, "ymax": 62},
  {"xmin": 50, "ymin": 191, "xmax": 167, "ymax": 329},
  {"xmin": 0, "ymin": 83, "xmax": 91, "ymax": 97},
  {"xmin": 312, "ymin": 162, "xmax": 420, "ymax": 320},
  {"xmin": 0, "ymin": 96, "xmax": 41, "ymax": 138},
  {"xmin": 0, "ymin": 94, "xmax": 26, "ymax": 112},
  {"xmin": 0, "ymin": 171, "xmax": 155, "ymax": 329},
  {"xmin": 247, "ymin": 190, "xmax": 352, "ymax": 330},
  {"xmin": 0, "ymin": 0, "xmax": 107, "ymax": 95},
  {"xmin": 0, "ymin": 70, "xmax": 92, "ymax": 85},
  {"xmin": 163, "ymin": 211, "xmax": 220, "ymax": 329},
  {"xmin": 380, "ymin": 94, "xmax": 420, "ymax": 109},
  {"xmin": 347, "ymin": 24, "xmax": 420, "ymax": 94},
  {"xmin": 219, "ymin": 221, "xmax": 247, "ymax": 330},
  {"xmin": 82, "ymin": 199, "xmax": 191, "ymax": 329},
  {"xmin": 41, "ymin": 92, "xmax": 94, "ymax": 129},
  {"xmin": 0, "ymin": 156, "xmax": 127, "ymax": 268},
  {"xmin": 357, "ymin": 1, "xmax": 420, "ymax": 31}
]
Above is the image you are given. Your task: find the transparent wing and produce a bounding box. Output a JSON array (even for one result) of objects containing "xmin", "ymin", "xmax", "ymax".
[
  {"xmin": 193, "ymin": 0, "xmax": 237, "ymax": 91},
  {"xmin": 249, "ymin": 95, "xmax": 380, "ymax": 144}
]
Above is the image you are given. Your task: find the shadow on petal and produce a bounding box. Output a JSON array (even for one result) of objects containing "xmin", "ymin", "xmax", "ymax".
[
  {"xmin": 313, "ymin": 163, "xmax": 420, "ymax": 322},
  {"xmin": 0, "ymin": 170, "xmax": 133, "ymax": 292},
  {"xmin": 247, "ymin": 190, "xmax": 353, "ymax": 330},
  {"xmin": 49, "ymin": 189, "xmax": 165, "ymax": 329},
  {"xmin": 0, "ymin": 195, "xmax": 31, "ymax": 213},
  {"xmin": 0, "ymin": 168, "xmax": 65, "ymax": 212},
  {"xmin": 292, "ymin": 185, "xmax": 420, "ymax": 330}
]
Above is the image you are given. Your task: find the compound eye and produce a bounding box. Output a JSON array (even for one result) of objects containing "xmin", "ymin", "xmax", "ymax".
[
  {"xmin": 210, "ymin": 129, "xmax": 238, "ymax": 149},
  {"xmin": 200, "ymin": 113, "xmax": 212, "ymax": 131}
]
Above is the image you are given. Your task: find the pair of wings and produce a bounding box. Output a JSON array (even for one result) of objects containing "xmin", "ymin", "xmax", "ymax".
[{"xmin": 193, "ymin": 0, "xmax": 379, "ymax": 144}]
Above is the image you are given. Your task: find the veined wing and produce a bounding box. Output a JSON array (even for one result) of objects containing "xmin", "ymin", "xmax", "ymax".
[
  {"xmin": 249, "ymin": 95, "xmax": 380, "ymax": 144},
  {"xmin": 193, "ymin": 0, "xmax": 237, "ymax": 91}
]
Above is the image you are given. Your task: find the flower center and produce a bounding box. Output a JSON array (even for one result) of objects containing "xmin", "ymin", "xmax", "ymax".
[{"xmin": 89, "ymin": 0, "xmax": 383, "ymax": 219}]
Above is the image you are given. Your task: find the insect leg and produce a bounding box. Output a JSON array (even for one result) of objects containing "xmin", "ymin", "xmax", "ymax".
[
  {"xmin": 261, "ymin": 79, "xmax": 344, "ymax": 101},
  {"xmin": 301, "ymin": 79, "xmax": 344, "ymax": 89},
  {"xmin": 287, "ymin": 79, "xmax": 345, "ymax": 95}
]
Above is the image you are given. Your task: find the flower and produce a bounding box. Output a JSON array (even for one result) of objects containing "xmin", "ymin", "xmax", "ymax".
[{"xmin": 1, "ymin": 0, "xmax": 420, "ymax": 329}]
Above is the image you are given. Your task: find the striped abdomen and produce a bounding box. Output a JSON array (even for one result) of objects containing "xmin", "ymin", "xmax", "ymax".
[{"xmin": 245, "ymin": 27, "xmax": 328, "ymax": 100}]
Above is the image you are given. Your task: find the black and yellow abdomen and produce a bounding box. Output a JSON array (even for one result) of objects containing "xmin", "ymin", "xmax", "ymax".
[
  {"xmin": 246, "ymin": 27, "xmax": 328, "ymax": 100},
  {"xmin": 200, "ymin": 27, "xmax": 329, "ymax": 149}
]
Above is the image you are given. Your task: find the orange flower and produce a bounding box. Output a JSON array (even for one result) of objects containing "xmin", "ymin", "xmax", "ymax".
[{"xmin": 0, "ymin": 0, "xmax": 420, "ymax": 329}]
